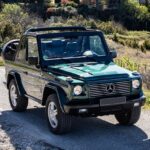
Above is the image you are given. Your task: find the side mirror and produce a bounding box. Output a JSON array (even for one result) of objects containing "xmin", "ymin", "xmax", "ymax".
[
  {"xmin": 28, "ymin": 56, "xmax": 38, "ymax": 66},
  {"xmin": 110, "ymin": 50, "xmax": 117, "ymax": 58}
]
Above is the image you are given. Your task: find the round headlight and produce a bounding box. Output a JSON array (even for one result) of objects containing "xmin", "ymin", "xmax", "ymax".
[
  {"xmin": 73, "ymin": 85, "xmax": 82, "ymax": 96},
  {"xmin": 132, "ymin": 79, "xmax": 140, "ymax": 89}
]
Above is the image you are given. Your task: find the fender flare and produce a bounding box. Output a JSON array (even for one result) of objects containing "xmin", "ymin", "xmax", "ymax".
[
  {"xmin": 7, "ymin": 71, "xmax": 26, "ymax": 97},
  {"xmin": 42, "ymin": 83, "xmax": 69, "ymax": 113}
]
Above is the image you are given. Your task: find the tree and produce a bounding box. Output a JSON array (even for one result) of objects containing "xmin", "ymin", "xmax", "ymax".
[{"xmin": 96, "ymin": 0, "xmax": 99, "ymax": 10}]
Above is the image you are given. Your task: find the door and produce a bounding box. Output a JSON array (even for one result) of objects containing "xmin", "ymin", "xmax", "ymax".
[
  {"xmin": 15, "ymin": 36, "xmax": 43, "ymax": 100},
  {"xmin": 24, "ymin": 36, "xmax": 43, "ymax": 100}
]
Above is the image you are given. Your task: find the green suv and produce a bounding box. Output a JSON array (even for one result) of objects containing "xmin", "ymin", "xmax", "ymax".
[{"xmin": 2, "ymin": 26, "xmax": 146, "ymax": 134}]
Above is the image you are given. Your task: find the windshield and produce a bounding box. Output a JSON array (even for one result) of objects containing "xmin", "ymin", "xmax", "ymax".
[{"xmin": 40, "ymin": 34, "xmax": 107, "ymax": 60}]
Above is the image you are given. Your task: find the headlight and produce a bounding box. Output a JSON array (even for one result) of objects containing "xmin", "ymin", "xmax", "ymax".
[
  {"xmin": 73, "ymin": 85, "xmax": 82, "ymax": 95},
  {"xmin": 132, "ymin": 79, "xmax": 140, "ymax": 89}
]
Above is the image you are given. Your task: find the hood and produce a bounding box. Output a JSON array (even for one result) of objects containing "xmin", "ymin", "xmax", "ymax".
[{"xmin": 49, "ymin": 62, "xmax": 133, "ymax": 81}]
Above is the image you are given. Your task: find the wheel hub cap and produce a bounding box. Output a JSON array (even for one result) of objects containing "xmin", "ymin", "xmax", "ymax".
[
  {"xmin": 48, "ymin": 102, "xmax": 58, "ymax": 128},
  {"xmin": 10, "ymin": 85, "xmax": 17, "ymax": 107}
]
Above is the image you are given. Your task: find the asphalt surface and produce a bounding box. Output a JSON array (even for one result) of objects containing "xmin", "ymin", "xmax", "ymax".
[{"xmin": 0, "ymin": 66, "xmax": 150, "ymax": 150}]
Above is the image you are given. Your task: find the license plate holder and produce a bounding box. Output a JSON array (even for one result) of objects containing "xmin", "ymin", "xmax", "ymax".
[{"xmin": 100, "ymin": 97, "xmax": 126, "ymax": 106}]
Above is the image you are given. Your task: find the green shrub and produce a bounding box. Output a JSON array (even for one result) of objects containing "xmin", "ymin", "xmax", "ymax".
[
  {"xmin": 119, "ymin": 0, "xmax": 150, "ymax": 30},
  {"xmin": 0, "ymin": 60, "xmax": 3, "ymax": 66},
  {"xmin": 124, "ymin": 39, "xmax": 139, "ymax": 48},
  {"xmin": 2, "ymin": 4, "xmax": 28, "ymax": 24},
  {"xmin": 77, "ymin": 4, "xmax": 88, "ymax": 17},
  {"xmin": 118, "ymin": 39, "xmax": 125, "ymax": 46},
  {"xmin": 0, "ymin": 4, "xmax": 44, "ymax": 46},
  {"xmin": 97, "ymin": 21, "xmax": 127, "ymax": 34},
  {"xmin": 46, "ymin": 3, "xmax": 57, "ymax": 8},
  {"xmin": 86, "ymin": 20, "xmax": 97, "ymax": 29},
  {"xmin": 113, "ymin": 33, "xmax": 118, "ymax": 42},
  {"xmin": 66, "ymin": 19, "xmax": 76, "ymax": 25},
  {"xmin": 65, "ymin": 1, "xmax": 78, "ymax": 8},
  {"xmin": 143, "ymin": 40, "xmax": 150, "ymax": 50},
  {"xmin": 140, "ymin": 45, "xmax": 146, "ymax": 53},
  {"xmin": 132, "ymin": 39, "xmax": 139, "ymax": 49},
  {"xmin": 115, "ymin": 56, "xmax": 140, "ymax": 71}
]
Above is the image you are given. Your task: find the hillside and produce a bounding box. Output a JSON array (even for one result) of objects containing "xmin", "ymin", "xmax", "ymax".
[{"xmin": 0, "ymin": 1, "xmax": 150, "ymax": 106}]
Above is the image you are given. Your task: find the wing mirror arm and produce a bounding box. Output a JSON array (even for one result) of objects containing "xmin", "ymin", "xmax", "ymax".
[{"xmin": 110, "ymin": 50, "xmax": 117, "ymax": 58}]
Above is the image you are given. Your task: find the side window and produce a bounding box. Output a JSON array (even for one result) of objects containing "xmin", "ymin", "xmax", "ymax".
[
  {"xmin": 3, "ymin": 41, "xmax": 19, "ymax": 61},
  {"xmin": 16, "ymin": 38, "xmax": 27, "ymax": 62},
  {"xmin": 90, "ymin": 36, "xmax": 106, "ymax": 56},
  {"xmin": 28, "ymin": 37, "xmax": 38, "ymax": 58}
]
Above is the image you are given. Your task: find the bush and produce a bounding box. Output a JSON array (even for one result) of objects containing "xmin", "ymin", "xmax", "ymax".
[
  {"xmin": 47, "ymin": 7, "xmax": 57, "ymax": 16},
  {"xmin": 1, "ymin": 4, "xmax": 32, "ymax": 30},
  {"xmin": 97, "ymin": 21, "xmax": 127, "ymax": 34},
  {"xmin": 77, "ymin": 4, "xmax": 89, "ymax": 17},
  {"xmin": 143, "ymin": 40, "xmax": 150, "ymax": 50},
  {"xmin": 44, "ymin": 0, "xmax": 53, "ymax": 7},
  {"xmin": 64, "ymin": 6, "xmax": 77, "ymax": 14},
  {"xmin": 0, "ymin": 4, "xmax": 44, "ymax": 46},
  {"xmin": 113, "ymin": 33, "xmax": 118, "ymax": 42},
  {"xmin": 132, "ymin": 39, "xmax": 139, "ymax": 49},
  {"xmin": 46, "ymin": 3, "xmax": 57, "ymax": 8},
  {"xmin": 47, "ymin": 5, "xmax": 78, "ymax": 17},
  {"xmin": 65, "ymin": 1, "xmax": 78, "ymax": 8},
  {"xmin": 119, "ymin": 0, "xmax": 150, "ymax": 30},
  {"xmin": 86, "ymin": 20, "xmax": 97, "ymax": 29},
  {"xmin": 140, "ymin": 45, "xmax": 146, "ymax": 53}
]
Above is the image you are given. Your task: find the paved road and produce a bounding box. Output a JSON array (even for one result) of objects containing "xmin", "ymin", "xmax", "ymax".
[{"xmin": 0, "ymin": 67, "xmax": 150, "ymax": 150}]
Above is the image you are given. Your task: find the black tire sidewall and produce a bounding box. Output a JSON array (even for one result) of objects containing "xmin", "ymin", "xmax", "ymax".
[
  {"xmin": 46, "ymin": 94, "xmax": 62, "ymax": 133},
  {"xmin": 46, "ymin": 94, "xmax": 71, "ymax": 134},
  {"xmin": 115, "ymin": 106, "xmax": 141, "ymax": 125},
  {"xmin": 9, "ymin": 79, "xmax": 19, "ymax": 110},
  {"xmin": 9, "ymin": 79, "xmax": 28, "ymax": 112}
]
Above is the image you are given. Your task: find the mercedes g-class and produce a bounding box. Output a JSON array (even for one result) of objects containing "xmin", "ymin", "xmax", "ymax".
[{"xmin": 2, "ymin": 26, "xmax": 146, "ymax": 134}]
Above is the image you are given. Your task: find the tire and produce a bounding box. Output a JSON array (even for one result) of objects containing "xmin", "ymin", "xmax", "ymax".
[
  {"xmin": 115, "ymin": 106, "xmax": 141, "ymax": 125},
  {"xmin": 9, "ymin": 79, "xmax": 28, "ymax": 112},
  {"xmin": 46, "ymin": 94, "xmax": 72, "ymax": 134}
]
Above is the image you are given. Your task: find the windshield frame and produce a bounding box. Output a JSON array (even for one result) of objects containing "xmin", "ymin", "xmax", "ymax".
[{"xmin": 37, "ymin": 31, "xmax": 112, "ymax": 66}]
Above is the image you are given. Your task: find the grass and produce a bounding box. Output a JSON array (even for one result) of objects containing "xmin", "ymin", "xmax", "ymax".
[
  {"xmin": 107, "ymin": 31, "xmax": 150, "ymax": 52},
  {"xmin": 107, "ymin": 31, "xmax": 150, "ymax": 40},
  {"xmin": 0, "ymin": 57, "xmax": 3, "ymax": 66},
  {"xmin": 143, "ymin": 90, "xmax": 150, "ymax": 109}
]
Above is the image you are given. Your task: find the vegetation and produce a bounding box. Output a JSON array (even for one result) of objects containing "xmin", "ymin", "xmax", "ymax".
[
  {"xmin": 45, "ymin": 0, "xmax": 150, "ymax": 30},
  {"xmin": 108, "ymin": 31, "xmax": 150, "ymax": 52},
  {"xmin": 118, "ymin": 0, "xmax": 150, "ymax": 30},
  {"xmin": 0, "ymin": 57, "xmax": 3, "ymax": 66},
  {"xmin": 0, "ymin": 4, "xmax": 51, "ymax": 47},
  {"xmin": 144, "ymin": 90, "xmax": 150, "ymax": 109}
]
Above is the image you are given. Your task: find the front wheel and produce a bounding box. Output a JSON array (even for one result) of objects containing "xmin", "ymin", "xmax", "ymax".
[
  {"xmin": 9, "ymin": 79, "xmax": 28, "ymax": 112},
  {"xmin": 46, "ymin": 94, "xmax": 72, "ymax": 134},
  {"xmin": 115, "ymin": 106, "xmax": 141, "ymax": 125}
]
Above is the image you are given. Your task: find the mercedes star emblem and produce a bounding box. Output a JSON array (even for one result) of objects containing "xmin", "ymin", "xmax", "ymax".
[{"xmin": 106, "ymin": 83, "xmax": 115, "ymax": 93}]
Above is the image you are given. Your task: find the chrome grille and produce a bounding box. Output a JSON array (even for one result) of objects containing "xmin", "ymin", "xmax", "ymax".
[{"xmin": 89, "ymin": 81, "xmax": 131, "ymax": 98}]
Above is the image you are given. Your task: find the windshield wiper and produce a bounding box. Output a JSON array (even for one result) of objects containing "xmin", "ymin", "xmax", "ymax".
[
  {"xmin": 50, "ymin": 57, "xmax": 72, "ymax": 63},
  {"xmin": 84, "ymin": 55, "xmax": 98, "ymax": 62}
]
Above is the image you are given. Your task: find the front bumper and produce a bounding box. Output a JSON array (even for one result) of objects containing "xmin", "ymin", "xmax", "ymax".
[{"xmin": 64, "ymin": 95, "xmax": 146, "ymax": 116}]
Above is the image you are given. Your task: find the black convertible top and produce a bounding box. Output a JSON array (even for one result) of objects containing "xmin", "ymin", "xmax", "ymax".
[{"xmin": 24, "ymin": 26, "xmax": 87, "ymax": 36}]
